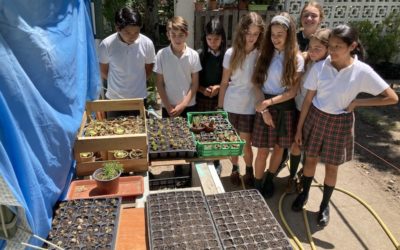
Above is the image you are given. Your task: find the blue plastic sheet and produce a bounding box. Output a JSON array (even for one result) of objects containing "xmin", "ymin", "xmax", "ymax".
[{"xmin": 0, "ymin": 0, "xmax": 99, "ymax": 248}]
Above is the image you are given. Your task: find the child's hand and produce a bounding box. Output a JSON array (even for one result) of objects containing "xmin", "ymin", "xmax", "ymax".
[
  {"xmin": 209, "ymin": 85, "xmax": 220, "ymax": 97},
  {"xmin": 170, "ymin": 104, "xmax": 185, "ymax": 117},
  {"xmin": 256, "ymin": 101, "xmax": 267, "ymax": 112},
  {"xmin": 295, "ymin": 130, "xmax": 302, "ymax": 146},
  {"xmin": 203, "ymin": 87, "xmax": 212, "ymax": 97},
  {"xmin": 262, "ymin": 111, "xmax": 275, "ymax": 128}
]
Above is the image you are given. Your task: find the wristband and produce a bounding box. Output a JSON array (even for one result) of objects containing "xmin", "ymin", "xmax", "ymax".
[{"xmin": 261, "ymin": 109, "xmax": 269, "ymax": 114}]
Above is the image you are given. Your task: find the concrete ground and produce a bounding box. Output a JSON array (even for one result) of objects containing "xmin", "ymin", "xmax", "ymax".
[{"xmin": 218, "ymin": 152, "xmax": 400, "ymax": 250}]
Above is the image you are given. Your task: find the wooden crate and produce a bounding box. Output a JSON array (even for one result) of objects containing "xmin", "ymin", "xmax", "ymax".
[{"xmin": 74, "ymin": 99, "xmax": 148, "ymax": 176}]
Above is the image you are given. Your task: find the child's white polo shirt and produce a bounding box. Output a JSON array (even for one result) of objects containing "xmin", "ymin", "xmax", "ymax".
[
  {"xmin": 98, "ymin": 33, "xmax": 155, "ymax": 99},
  {"xmin": 222, "ymin": 48, "xmax": 259, "ymax": 115},
  {"xmin": 262, "ymin": 51, "xmax": 304, "ymax": 95},
  {"xmin": 305, "ymin": 56, "xmax": 389, "ymax": 114},
  {"xmin": 153, "ymin": 45, "xmax": 202, "ymax": 107}
]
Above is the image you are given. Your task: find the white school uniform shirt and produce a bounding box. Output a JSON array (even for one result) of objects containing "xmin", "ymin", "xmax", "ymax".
[
  {"xmin": 223, "ymin": 48, "xmax": 259, "ymax": 115},
  {"xmin": 153, "ymin": 45, "xmax": 202, "ymax": 107},
  {"xmin": 304, "ymin": 56, "xmax": 389, "ymax": 114},
  {"xmin": 98, "ymin": 33, "xmax": 156, "ymax": 99},
  {"xmin": 262, "ymin": 51, "xmax": 304, "ymax": 95},
  {"xmin": 295, "ymin": 62, "xmax": 314, "ymax": 111}
]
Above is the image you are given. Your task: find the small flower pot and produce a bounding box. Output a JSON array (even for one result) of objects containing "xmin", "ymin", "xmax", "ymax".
[
  {"xmin": 92, "ymin": 168, "xmax": 122, "ymax": 194},
  {"xmin": 79, "ymin": 152, "xmax": 95, "ymax": 163},
  {"xmin": 208, "ymin": 0, "xmax": 218, "ymax": 10},
  {"xmin": 113, "ymin": 150, "xmax": 129, "ymax": 160},
  {"xmin": 195, "ymin": 2, "xmax": 205, "ymax": 11}
]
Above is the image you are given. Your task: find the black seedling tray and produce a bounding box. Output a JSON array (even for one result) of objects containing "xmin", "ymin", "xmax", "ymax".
[
  {"xmin": 147, "ymin": 190, "xmax": 222, "ymax": 250},
  {"xmin": 47, "ymin": 198, "xmax": 121, "ymax": 250},
  {"xmin": 148, "ymin": 148, "xmax": 196, "ymax": 160},
  {"xmin": 206, "ymin": 190, "xmax": 292, "ymax": 250},
  {"xmin": 147, "ymin": 117, "xmax": 197, "ymax": 159}
]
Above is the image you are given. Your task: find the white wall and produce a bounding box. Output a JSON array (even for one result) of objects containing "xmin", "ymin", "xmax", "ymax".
[{"xmin": 175, "ymin": 0, "xmax": 195, "ymax": 47}]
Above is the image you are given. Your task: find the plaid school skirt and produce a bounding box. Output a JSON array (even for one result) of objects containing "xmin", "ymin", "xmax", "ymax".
[
  {"xmin": 252, "ymin": 109, "xmax": 296, "ymax": 148},
  {"xmin": 195, "ymin": 97, "xmax": 218, "ymax": 112},
  {"xmin": 303, "ymin": 105, "xmax": 354, "ymax": 165},
  {"xmin": 227, "ymin": 112, "xmax": 255, "ymax": 133}
]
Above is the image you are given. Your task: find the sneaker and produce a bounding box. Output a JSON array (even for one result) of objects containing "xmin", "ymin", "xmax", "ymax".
[
  {"xmin": 230, "ymin": 171, "xmax": 241, "ymax": 186},
  {"xmin": 285, "ymin": 178, "xmax": 298, "ymax": 194},
  {"xmin": 243, "ymin": 171, "xmax": 255, "ymax": 187}
]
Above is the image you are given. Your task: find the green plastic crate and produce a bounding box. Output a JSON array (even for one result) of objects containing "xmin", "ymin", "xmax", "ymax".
[{"xmin": 187, "ymin": 111, "xmax": 245, "ymax": 157}]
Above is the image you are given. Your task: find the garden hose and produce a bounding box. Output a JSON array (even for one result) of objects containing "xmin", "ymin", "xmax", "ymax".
[{"xmin": 278, "ymin": 183, "xmax": 400, "ymax": 250}]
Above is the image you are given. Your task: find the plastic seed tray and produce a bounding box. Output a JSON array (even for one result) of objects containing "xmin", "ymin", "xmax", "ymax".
[
  {"xmin": 147, "ymin": 117, "xmax": 197, "ymax": 159},
  {"xmin": 187, "ymin": 111, "xmax": 245, "ymax": 157},
  {"xmin": 47, "ymin": 198, "xmax": 121, "ymax": 250},
  {"xmin": 147, "ymin": 191, "xmax": 222, "ymax": 250},
  {"xmin": 206, "ymin": 190, "xmax": 292, "ymax": 250}
]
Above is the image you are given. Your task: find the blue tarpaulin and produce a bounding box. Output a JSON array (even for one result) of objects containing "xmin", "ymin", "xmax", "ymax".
[{"xmin": 0, "ymin": 0, "xmax": 99, "ymax": 248}]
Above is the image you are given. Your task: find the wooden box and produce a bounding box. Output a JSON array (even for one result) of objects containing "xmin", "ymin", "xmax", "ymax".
[{"xmin": 74, "ymin": 99, "xmax": 148, "ymax": 176}]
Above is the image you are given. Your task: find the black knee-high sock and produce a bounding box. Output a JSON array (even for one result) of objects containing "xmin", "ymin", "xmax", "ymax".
[
  {"xmin": 245, "ymin": 166, "xmax": 253, "ymax": 174},
  {"xmin": 301, "ymin": 176, "xmax": 313, "ymax": 196},
  {"xmin": 289, "ymin": 154, "xmax": 301, "ymax": 178},
  {"xmin": 279, "ymin": 148, "xmax": 289, "ymax": 167},
  {"xmin": 320, "ymin": 184, "xmax": 335, "ymax": 210},
  {"xmin": 232, "ymin": 164, "xmax": 239, "ymax": 173}
]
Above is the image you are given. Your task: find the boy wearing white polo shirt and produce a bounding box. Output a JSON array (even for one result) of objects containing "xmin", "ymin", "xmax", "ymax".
[
  {"xmin": 154, "ymin": 16, "xmax": 202, "ymax": 118},
  {"xmin": 98, "ymin": 7, "xmax": 155, "ymax": 117}
]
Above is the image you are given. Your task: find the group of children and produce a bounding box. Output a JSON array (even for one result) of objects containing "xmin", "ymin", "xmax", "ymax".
[{"xmin": 99, "ymin": 2, "xmax": 398, "ymax": 227}]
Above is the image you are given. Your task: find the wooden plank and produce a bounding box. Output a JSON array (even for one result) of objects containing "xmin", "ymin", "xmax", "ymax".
[
  {"xmin": 85, "ymin": 98, "xmax": 145, "ymax": 115},
  {"xmin": 76, "ymin": 157, "xmax": 148, "ymax": 176},
  {"xmin": 194, "ymin": 162, "xmax": 225, "ymax": 195},
  {"xmin": 115, "ymin": 208, "xmax": 147, "ymax": 250}
]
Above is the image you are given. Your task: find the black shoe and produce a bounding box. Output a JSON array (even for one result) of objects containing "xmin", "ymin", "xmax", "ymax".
[
  {"xmin": 230, "ymin": 171, "xmax": 241, "ymax": 186},
  {"xmin": 291, "ymin": 193, "xmax": 308, "ymax": 212},
  {"xmin": 243, "ymin": 171, "xmax": 255, "ymax": 187},
  {"xmin": 317, "ymin": 205, "xmax": 330, "ymax": 227},
  {"xmin": 262, "ymin": 181, "xmax": 274, "ymax": 199},
  {"xmin": 215, "ymin": 164, "xmax": 222, "ymax": 176}
]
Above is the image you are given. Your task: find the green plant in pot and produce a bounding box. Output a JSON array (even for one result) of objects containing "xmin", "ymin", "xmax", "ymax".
[{"xmin": 93, "ymin": 161, "xmax": 124, "ymax": 194}]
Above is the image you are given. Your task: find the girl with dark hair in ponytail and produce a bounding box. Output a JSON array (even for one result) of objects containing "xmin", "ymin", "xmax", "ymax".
[{"xmin": 291, "ymin": 24, "xmax": 398, "ymax": 227}]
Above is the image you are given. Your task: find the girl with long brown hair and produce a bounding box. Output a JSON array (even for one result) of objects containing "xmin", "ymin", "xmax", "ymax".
[
  {"xmin": 251, "ymin": 12, "xmax": 304, "ymax": 197},
  {"xmin": 217, "ymin": 12, "xmax": 265, "ymax": 186}
]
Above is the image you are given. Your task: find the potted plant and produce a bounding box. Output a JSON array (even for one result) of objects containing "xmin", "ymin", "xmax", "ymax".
[
  {"xmin": 79, "ymin": 152, "xmax": 95, "ymax": 162},
  {"xmin": 92, "ymin": 161, "xmax": 124, "ymax": 194},
  {"xmin": 208, "ymin": 0, "xmax": 218, "ymax": 10},
  {"xmin": 113, "ymin": 150, "xmax": 129, "ymax": 159},
  {"xmin": 248, "ymin": 0, "xmax": 271, "ymax": 11},
  {"xmin": 194, "ymin": 0, "xmax": 205, "ymax": 11}
]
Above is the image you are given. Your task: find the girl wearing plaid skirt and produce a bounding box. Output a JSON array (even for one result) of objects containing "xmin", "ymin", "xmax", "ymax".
[
  {"xmin": 291, "ymin": 24, "xmax": 398, "ymax": 227},
  {"xmin": 218, "ymin": 12, "xmax": 265, "ymax": 186},
  {"xmin": 285, "ymin": 28, "xmax": 331, "ymax": 194},
  {"xmin": 252, "ymin": 12, "xmax": 304, "ymax": 198}
]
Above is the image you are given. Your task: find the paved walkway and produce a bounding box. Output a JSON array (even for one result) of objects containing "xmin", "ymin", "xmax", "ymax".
[{"xmin": 219, "ymin": 157, "xmax": 400, "ymax": 250}]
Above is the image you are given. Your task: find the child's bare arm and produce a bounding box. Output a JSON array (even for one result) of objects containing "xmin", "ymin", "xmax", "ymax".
[
  {"xmin": 172, "ymin": 72, "xmax": 199, "ymax": 116},
  {"xmin": 346, "ymin": 87, "xmax": 398, "ymax": 112},
  {"xmin": 156, "ymin": 73, "xmax": 173, "ymax": 115},
  {"xmin": 217, "ymin": 68, "xmax": 232, "ymax": 109},
  {"xmin": 256, "ymin": 72, "xmax": 302, "ymax": 112},
  {"xmin": 145, "ymin": 64, "xmax": 154, "ymax": 80},
  {"xmin": 100, "ymin": 63, "xmax": 109, "ymax": 80}
]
